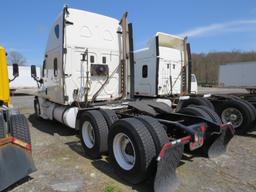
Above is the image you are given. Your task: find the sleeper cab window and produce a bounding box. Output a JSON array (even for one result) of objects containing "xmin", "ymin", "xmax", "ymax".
[
  {"xmin": 90, "ymin": 55, "xmax": 95, "ymax": 63},
  {"xmin": 54, "ymin": 58, "xmax": 58, "ymax": 77},
  {"xmin": 191, "ymin": 74, "xmax": 196, "ymax": 82},
  {"xmin": 102, "ymin": 56, "xmax": 106, "ymax": 64},
  {"xmin": 42, "ymin": 60, "xmax": 46, "ymax": 77},
  {"xmin": 142, "ymin": 65, "xmax": 148, "ymax": 78},
  {"xmin": 54, "ymin": 24, "xmax": 60, "ymax": 39}
]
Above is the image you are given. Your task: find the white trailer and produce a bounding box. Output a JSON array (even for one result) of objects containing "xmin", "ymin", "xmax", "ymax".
[
  {"xmin": 219, "ymin": 61, "xmax": 256, "ymax": 92},
  {"xmin": 31, "ymin": 6, "xmax": 234, "ymax": 192}
]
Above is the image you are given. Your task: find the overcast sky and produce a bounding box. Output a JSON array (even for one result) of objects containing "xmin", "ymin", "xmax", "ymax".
[{"xmin": 0, "ymin": 0, "xmax": 256, "ymax": 65}]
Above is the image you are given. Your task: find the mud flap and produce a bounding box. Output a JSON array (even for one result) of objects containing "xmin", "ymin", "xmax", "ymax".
[
  {"xmin": 154, "ymin": 143, "xmax": 184, "ymax": 192},
  {"xmin": 208, "ymin": 124, "xmax": 234, "ymax": 159},
  {"xmin": 0, "ymin": 144, "xmax": 36, "ymax": 191}
]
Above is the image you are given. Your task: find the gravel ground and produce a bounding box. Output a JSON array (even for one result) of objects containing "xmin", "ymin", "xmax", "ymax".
[{"xmin": 6, "ymin": 93, "xmax": 256, "ymax": 192}]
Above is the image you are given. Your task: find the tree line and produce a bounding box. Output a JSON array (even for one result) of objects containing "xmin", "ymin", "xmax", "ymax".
[{"xmin": 191, "ymin": 51, "xmax": 256, "ymax": 86}]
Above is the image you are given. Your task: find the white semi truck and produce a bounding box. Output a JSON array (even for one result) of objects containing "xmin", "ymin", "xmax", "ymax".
[
  {"xmin": 31, "ymin": 6, "xmax": 234, "ymax": 192},
  {"xmin": 134, "ymin": 32, "xmax": 256, "ymax": 134},
  {"xmin": 134, "ymin": 33, "xmax": 198, "ymax": 96}
]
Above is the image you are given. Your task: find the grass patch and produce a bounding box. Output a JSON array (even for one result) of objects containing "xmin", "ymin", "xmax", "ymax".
[{"xmin": 104, "ymin": 185, "xmax": 121, "ymax": 192}]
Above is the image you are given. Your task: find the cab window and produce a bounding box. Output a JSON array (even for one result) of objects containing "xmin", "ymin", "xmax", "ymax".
[
  {"xmin": 191, "ymin": 74, "xmax": 196, "ymax": 82},
  {"xmin": 142, "ymin": 65, "xmax": 148, "ymax": 78},
  {"xmin": 42, "ymin": 60, "xmax": 46, "ymax": 77},
  {"xmin": 54, "ymin": 58, "xmax": 58, "ymax": 77},
  {"xmin": 54, "ymin": 24, "xmax": 60, "ymax": 39}
]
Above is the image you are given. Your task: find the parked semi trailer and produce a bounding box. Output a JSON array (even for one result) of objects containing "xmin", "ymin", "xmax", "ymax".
[
  {"xmin": 219, "ymin": 61, "xmax": 256, "ymax": 93},
  {"xmin": 0, "ymin": 46, "xmax": 36, "ymax": 191},
  {"xmin": 31, "ymin": 6, "xmax": 234, "ymax": 191},
  {"xmin": 134, "ymin": 32, "xmax": 256, "ymax": 134}
]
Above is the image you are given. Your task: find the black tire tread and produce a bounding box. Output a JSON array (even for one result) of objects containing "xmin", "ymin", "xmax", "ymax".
[
  {"xmin": 179, "ymin": 106, "xmax": 213, "ymax": 122},
  {"xmin": 109, "ymin": 118, "xmax": 156, "ymax": 184},
  {"xmin": 122, "ymin": 118, "xmax": 156, "ymax": 170},
  {"xmin": 229, "ymin": 96, "xmax": 256, "ymax": 121},
  {"xmin": 200, "ymin": 97, "xmax": 215, "ymax": 110},
  {"xmin": 193, "ymin": 105, "xmax": 222, "ymax": 124},
  {"xmin": 177, "ymin": 97, "xmax": 215, "ymax": 111},
  {"xmin": 136, "ymin": 115, "xmax": 169, "ymax": 154},
  {"xmin": 218, "ymin": 99, "xmax": 253, "ymax": 134},
  {"xmin": 10, "ymin": 114, "xmax": 31, "ymax": 144},
  {"xmin": 236, "ymin": 99, "xmax": 256, "ymax": 121},
  {"xmin": 34, "ymin": 97, "xmax": 41, "ymax": 118},
  {"xmin": 80, "ymin": 110, "xmax": 109, "ymax": 158},
  {"xmin": 99, "ymin": 109, "xmax": 119, "ymax": 129},
  {"xmin": 0, "ymin": 113, "xmax": 5, "ymax": 138}
]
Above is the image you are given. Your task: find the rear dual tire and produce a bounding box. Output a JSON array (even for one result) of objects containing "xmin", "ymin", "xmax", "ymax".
[
  {"xmin": 191, "ymin": 105, "xmax": 222, "ymax": 125},
  {"xmin": 108, "ymin": 116, "xmax": 168, "ymax": 184},
  {"xmin": 229, "ymin": 96, "xmax": 256, "ymax": 121},
  {"xmin": 79, "ymin": 109, "xmax": 118, "ymax": 159},
  {"xmin": 79, "ymin": 110, "xmax": 168, "ymax": 184},
  {"xmin": 135, "ymin": 115, "xmax": 169, "ymax": 153},
  {"xmin": 79, "ymin": 110, "xmax": 109, "ymax": 159},
  {"xmin": 217, "ymin": 99, "xmax": 254, "ymax": 134},
  {"xmin": 177, "ymin": 97, "xmax": 214, "ymax": 111},
  {"xmin": 108, "ymin": 118, "xmax": 157, "ymax": 184},
  {"xmin": 178, "ymin": 105, "xmax": 221, "ymax": 124}
]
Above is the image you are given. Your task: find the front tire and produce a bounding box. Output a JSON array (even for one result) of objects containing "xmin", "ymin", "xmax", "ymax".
[
  {"xmin": 34, "ymin": 97, "xmax": 41, "ymax": 119},
  {"xmin": 108, "ymin": 118, "xmax": 156, "ymax": 184}
]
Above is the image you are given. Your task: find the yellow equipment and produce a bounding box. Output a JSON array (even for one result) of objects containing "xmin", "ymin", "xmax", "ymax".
[
  {"xmin": 0, "ymin": 46, "xmax": 36, "ymax": 191},
  {"xmin": 0, "ymin": 46, "xmax": 10, "ymax": 106}
]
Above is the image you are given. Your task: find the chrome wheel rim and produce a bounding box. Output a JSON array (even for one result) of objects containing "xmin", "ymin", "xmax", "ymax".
[
  {"xmin": 221, "ymin": 107, "xmax": 243, "ymax": 128},
  {"xmin": 82, "ymin": 121, "xmax": 95, "ymax": 148},
  {"xmin": 113, "ymin": 133, "xmax": 136, "ymax": 171}
]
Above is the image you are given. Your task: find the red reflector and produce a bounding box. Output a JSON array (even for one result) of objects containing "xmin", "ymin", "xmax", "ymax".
[
  {"xmin": 25, "ymin": 144, "xmax": 31, "ymax": 151},
  {"xmin": 180, "ymin": 135, "xmax": 191, "ymax": 143},
  {"xmin": 199, "ymin": 137, "xmax": 204, "ymax": 145},
  {"xmin": 200, "ymin": 124, "xmax": 206, "ymax": 133}
]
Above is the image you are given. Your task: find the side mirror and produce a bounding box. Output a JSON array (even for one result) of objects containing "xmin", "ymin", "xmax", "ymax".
[
  {"xmin": 12, "ymin": 63, "xmax": 19, "ymax": 77},
  {"xmin": 31, "ymin": 65, "xmax": 37, "ymax": 78}
]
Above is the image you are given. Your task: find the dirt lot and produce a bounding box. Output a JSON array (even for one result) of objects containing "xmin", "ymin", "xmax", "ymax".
[{"xmin": 7, "ymin": 93, "xmax": 256, "ymax": 192}]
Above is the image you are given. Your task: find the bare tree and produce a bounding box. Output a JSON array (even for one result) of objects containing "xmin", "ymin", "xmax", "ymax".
[{"xmin": 8, "ymin": 51, "xmax": 26, "ymax": 66}]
